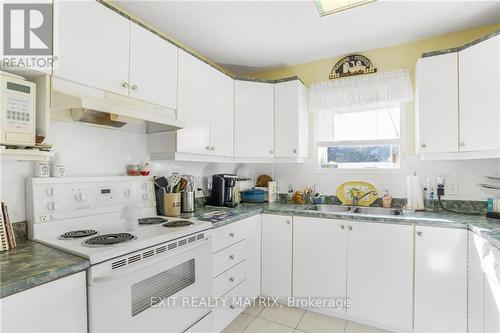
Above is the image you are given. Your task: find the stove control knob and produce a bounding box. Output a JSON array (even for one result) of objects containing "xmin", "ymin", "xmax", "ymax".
[
  {"xmin": 47, "ymin": 202, "xmax": 57, "ymax": 211},
  {"xmin": 141, "ymin": 183, "xmax": 150, "ymax": 191},
  {"xmin": 125, "ymin": 189, "xmax": 132, "ymax": 197},
  {"xmin": 46, "ymin": 187, "xmax": 56, "ymax": 196}
]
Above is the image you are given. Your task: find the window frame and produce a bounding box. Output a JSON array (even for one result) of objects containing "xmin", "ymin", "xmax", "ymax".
[{"xmin": 313, "ymin": 103, "xmax": 406, "ymax": 174}]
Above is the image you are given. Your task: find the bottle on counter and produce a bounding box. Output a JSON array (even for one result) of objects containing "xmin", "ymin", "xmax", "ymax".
[{"xmin": 382, "ymin": 189, "xmax": 392, "ymax": 208}]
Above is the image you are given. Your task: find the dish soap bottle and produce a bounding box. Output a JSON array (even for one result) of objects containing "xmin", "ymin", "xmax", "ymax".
[{"xmin": 382, "ymin": 189, "xmax": 392, "ymax": 208}]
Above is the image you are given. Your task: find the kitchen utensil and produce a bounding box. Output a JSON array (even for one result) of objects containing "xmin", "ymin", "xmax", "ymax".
[
  {"xmin": 164, "ymin": 192, "xmax": 181, "ymax": 217},
  {"xmin": 154, "ymin": 176, "xmax": 169, "ymax": 189},
  {"xmin": 256, "ymin": 175, "xmax": 273, "ymax": 187},
  {"xmin": 240, "ymin": 189, "xmax": 266, "ymax": 203},
  {"xmin": 479, "ymin": 183, "xmax": 500, "ymax": 190},
  {"xmin": 181, "ymin": 191, "xmax": 195, "ymax": 213},
  {"xmin": 167, "ymin": 174, "xmax": 182, "ymax": 192}
]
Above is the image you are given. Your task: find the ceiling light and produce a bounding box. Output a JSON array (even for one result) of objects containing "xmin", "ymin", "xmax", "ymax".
[{"xmin": 314, "ymin": 0, "xmax": 376, "ymax": 16}]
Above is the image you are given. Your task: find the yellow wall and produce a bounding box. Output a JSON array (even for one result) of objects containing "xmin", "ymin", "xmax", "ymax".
[{"xmin": 248, "ymin": 24, "xmax": 499, "ymax": 155}]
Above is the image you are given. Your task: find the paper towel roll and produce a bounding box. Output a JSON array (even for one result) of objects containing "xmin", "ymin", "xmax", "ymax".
[{"xmin": 407, "ymin": 175, "xmax": 424, "ymax": 211}]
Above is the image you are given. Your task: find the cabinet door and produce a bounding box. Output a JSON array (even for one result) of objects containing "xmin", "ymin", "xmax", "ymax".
[
  {"xmin": 275, "ymin": 81, "xmax": 299, "ymax": 158},
  {"xmin": 0, "ymin": 271, "xmax": 87, "ymax": 332},
  {"xmin": 484, "ymin": 246, "xmax": 500, "ymax": 333},
  {"xmin": 210, "ymin": 68, "xmax": 234, "ymax": 157},
  {"xmin": 177, "ymin": 50, "xmax": 210, "ymax": 154},
  {"xmin": 129, "ymin": 23, "xmax": 178, "ymax": 109},
  {"xmin": 261, "ymin": 214, "xmax": 292, "ymax": 300},
  {"xmin": 459, "ymin": 35, "xmax": 500, "ymax": 152},
  {"xmin": 234, "ymin": 81, "xmax": 274, "ymax": 157},
  {"xmin": 468, "ymin": 231, "xmax": 487, "ymax": 333},
  {"xmin": 415, "ymin": 226, "xmax": 467, "ymax": 333},
  {"xmin": 243, "ymin": 215, "xmax": 262, "ymax": 297},
  {"xmin": 53, "ymin": 0, "xmax": 130, "ymax": 95},
  {"xmin": 293, "ymin": 217, "xmax": 347, "ymax": 315},
  {"xmin": 347, "ymin": 221, "xmax": 413, "ymax": 330},
  {"xmin": 415, "ymin": 53, "xmax": 459, "ymax": 153}
]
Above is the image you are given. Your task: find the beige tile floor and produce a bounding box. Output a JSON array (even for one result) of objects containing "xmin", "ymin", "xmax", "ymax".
[{"xmin": 222, "ymin": 303, "xmax": 392, "ymax": 333}]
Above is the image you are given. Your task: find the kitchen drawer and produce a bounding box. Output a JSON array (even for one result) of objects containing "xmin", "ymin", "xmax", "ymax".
[
  {"xmin": 213, "ymin": 279, "xmax": 247, "ymax": 332},
  {"xmin": 212, "ymin": 221, "xmax": 246, "ymax": 253},
  {"xmin": 213, "ymin": 240, "xmax": 247, "ymax": 277},
  {"xmin": 213, "ymin": 260, "xmax": 247, "ymax": 297}
]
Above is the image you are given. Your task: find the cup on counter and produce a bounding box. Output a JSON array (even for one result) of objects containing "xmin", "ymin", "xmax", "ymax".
[{"xmin": 164, "ymin": 193, "xmax": 181, "ymax": 217}]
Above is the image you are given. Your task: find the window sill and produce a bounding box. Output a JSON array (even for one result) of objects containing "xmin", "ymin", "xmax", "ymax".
[{"xmin": 314, "ymin": 167, "xmax": 406, "ymax": 175}]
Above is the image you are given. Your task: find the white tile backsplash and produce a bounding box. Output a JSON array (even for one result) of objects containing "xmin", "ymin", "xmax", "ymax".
[{"xmin": 1, "ymin": 120, "xmax": 498, "ymax": 223}]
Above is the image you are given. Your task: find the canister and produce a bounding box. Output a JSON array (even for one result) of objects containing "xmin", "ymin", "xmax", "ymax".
[
  {"xmin": 164, "ymin": 193, "xmax": 181, "ymax": 217},
  {"xmin": 181, "ymin": 191, "xmax": 195, "ymax": 213}
]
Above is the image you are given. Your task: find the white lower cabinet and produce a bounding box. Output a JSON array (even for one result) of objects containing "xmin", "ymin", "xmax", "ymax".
[
  {"xmin": 212, "ymin": 215, "xmax": 261, "ymax": 332},
  {"xmin": 415, "ymin": 226, "xmax": 467, "ymax": 333},
  {"xmin": 293, "ymin": 216, "xmax": 347, "ymax": 315},
  {"xmin": 0, "ymin": 271, "xmax": 87, "ymax": 332},
  {"xmin": 347, "ymin": 221, "xmax": 414, "ymax": 330},
  {"xmin": 261, "ymin": 214, "xmax": 293, "ymax": 300},
  {"xmin": 469, "ymin": 231, "xmax": 487, "ymax": 333},
  {"xmin": 484, "ymin": 245, "xmax": 500, "ymax": 333}
]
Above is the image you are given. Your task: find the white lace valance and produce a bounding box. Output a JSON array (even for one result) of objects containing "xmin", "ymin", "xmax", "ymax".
[{"xmin": 309, "ymin": 69, "xmax": 414, "ymax": 113}]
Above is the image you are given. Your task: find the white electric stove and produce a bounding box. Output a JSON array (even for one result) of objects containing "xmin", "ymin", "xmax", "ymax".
[{"xmin": 26, "ymin": 176, "xmax": 214, "ymax": 333}]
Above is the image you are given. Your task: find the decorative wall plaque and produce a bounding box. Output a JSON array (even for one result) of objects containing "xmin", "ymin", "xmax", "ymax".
[{"xmin": 329, "ymin": 54, "xmax": 377, "ymax": 79}]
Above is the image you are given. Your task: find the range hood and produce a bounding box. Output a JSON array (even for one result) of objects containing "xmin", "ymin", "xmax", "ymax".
[{"xmin": 51, "ymin": 77, "xmax": 184, "ymax": 131}]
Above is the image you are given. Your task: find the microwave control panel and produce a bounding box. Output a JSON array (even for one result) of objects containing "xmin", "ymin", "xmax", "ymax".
[{"xmin": 0, "ymin": 74, "xmax": 36, "ymax": 146}]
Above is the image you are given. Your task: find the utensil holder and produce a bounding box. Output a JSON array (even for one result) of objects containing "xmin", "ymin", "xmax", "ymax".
[
  {"xmin": 181, "ymin": 191, "xmax": 195, "ymax": 213},
  {"xmin": 164, "ymin": 193, "xmax": 181, "ymax": 217}
]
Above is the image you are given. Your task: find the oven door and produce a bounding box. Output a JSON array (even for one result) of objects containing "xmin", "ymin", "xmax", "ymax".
[{"xmin": 87, "ymin": 239, "xmax": 212, "ymax": 333}]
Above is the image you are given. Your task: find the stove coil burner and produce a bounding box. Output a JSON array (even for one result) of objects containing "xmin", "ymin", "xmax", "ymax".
[
  {"xmin": 83, "ymin": 233, "xmax": 136, "ymax": 247},
  {"xmin": 58, "ymin": 230, "xmax": 98, "ymax": 239},
  {"xmin": 138, "ymin": 217, "xmax": 168, "ymax": 225},
  {"xmin": 163, "ymin": 220, "xmax": 194, "ymax": 228}
]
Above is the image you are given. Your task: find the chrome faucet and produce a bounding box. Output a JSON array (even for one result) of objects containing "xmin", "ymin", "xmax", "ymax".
[{"xmin": 352, "ymin": 190, "xmax": 378, "ymax": 206}]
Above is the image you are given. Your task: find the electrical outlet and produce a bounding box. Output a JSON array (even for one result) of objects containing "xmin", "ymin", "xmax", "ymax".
[{"xmin": 447, "ymin": 183, "xmax": 458, "ymax": 196}]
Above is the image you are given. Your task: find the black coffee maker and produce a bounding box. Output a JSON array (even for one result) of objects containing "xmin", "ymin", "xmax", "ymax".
[{"xmin": 210, "ymin": 174, "xmax": 238, "ymax": 207}]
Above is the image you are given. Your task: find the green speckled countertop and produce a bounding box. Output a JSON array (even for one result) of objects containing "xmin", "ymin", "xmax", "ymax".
[
  {"xmin": 193, "ymin": 203, "xmax": 500, "ymax": 249},
  {"xmin": 0, "ymin": 241, "xmax": 89, "ymax": 298}
]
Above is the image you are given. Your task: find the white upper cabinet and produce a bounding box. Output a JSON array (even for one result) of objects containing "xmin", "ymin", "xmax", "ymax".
[
  {"xmin": 293, "ymin": 217, "xmax": 347, "ymax": 315},
  {"xmin": 177, "ymin": 50, "xmax": 211, "ymax": 154},
  {"xmin": 416, "ymin": 53, "xmax": 459, "ymax": 153},
  {"xmin": 53, "ymin": 0, "xmax": 130, "ymax": 95},
  {"xmin": 347, "ymin": 221, "xmax": 414, "ymax": 330},
  {"xmin": 234, "ymin": 81, "xmax": 275, "ymax": 158},
  {"xmin": 261, "ymin": 214, "xmax": 292, "ymax": 300},
  {"xmin": 210, "ymin": 68, "xmax": 234, "ymax": 157},
  {"xmin": 414, "ymin": 226, "xmax": 467, "ymax": 333},
  {"xmin": 459, "ymin": 35, "xmax": 500, "ymax": 152},
  {"xmin": 129, "ymin": 24, "xmax": 178, "ymax": 109},
  {"xmin": 274, "ymin": 80, "xmax": 309, "ymax": 158}
]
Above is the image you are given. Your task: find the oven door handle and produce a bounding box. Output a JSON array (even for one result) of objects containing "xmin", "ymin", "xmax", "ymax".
[{"xmin": 90, "ymin": 238, "xmax": 211, "ymax": 285}]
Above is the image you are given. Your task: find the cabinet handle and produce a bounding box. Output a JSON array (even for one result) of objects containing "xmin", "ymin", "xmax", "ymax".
[
  {"xmin": 348, "ymin": 226, "xmax": 352, "ymax": 231},
  {"xmin": 460, "ymin": 142, "xmax": 466, "ymax": 147},
  {"xmin": 293, "ymin": 149, "xmax": 297, "ymax": 154},
  {"xmin": 421, "ymin": 143, "xmax": 426, "ymax": 148},
  {"xmin": 229, "ymin": 254, "xmax": 235, "ymax": 260},
  {"xmin": 229, "ymin": 305, "xmax": 235, "ymax": 310},
  {"xmin": 131, "ymin": 84, "xmax": 138, "ymax": 90},
  {"xmin": 286, "ymin": 220, "xmax": 290, "ymax": 224},
  {"xmin": 211, "ymin": 146, "xmax": 215, "ymax": 151},
  {"xmin": 229, "ymin": 277, "xmax": 235, "ymax": 282},
  {"xmin": 417, "ymin": 231, "xmax": 423, "ymax": 237},
  {"xmin": 121, "ymin": 82, "xmax": 129, "ymax": 88},
  {"xmin": 340, "ymin": 225, "xmax": 345, "ymax": 230},
  {"xmin": 205, "ymin": 146, "xmax": 211, "ymax": 150},
  {"xmin": 229, "ymin": 232, "xmax": 235, "ymax": 237},
  {"xmin": 269, "ymin": 150, "xmax": 274, "ymax": 154}
]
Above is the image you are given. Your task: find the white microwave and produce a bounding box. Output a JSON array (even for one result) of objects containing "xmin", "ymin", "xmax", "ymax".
[{"xmin": 0, "ymin": 73, "xmax": 36, "ymax": 146}]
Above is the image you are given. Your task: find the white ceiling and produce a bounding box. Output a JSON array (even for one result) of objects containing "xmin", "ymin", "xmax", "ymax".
[{"xmin": 116, "ymin": 0, "xmax": 500, "ymax": 74}]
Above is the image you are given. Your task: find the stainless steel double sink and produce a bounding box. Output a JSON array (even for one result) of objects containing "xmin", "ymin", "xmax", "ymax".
[{"xmin": 304, "ymin": 204, "xmax": 402, "ymax": 216}]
